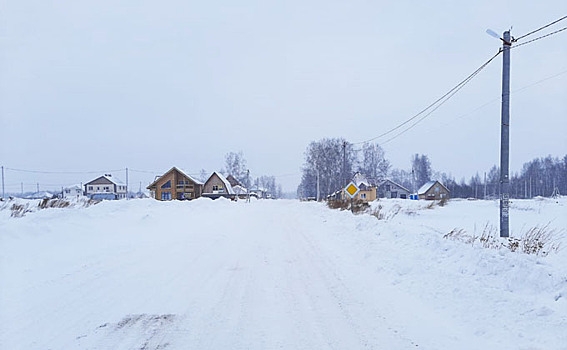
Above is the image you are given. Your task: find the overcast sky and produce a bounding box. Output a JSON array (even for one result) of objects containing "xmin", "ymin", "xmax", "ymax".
[{"xmin": 1, "ymin": 0, "xmax": 566, "ymax": 193}]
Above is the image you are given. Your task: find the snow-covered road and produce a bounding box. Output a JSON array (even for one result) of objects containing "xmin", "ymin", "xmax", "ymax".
[{"xmin": 1, "ymin": 198, "xmax": 566, "ymax": 349}]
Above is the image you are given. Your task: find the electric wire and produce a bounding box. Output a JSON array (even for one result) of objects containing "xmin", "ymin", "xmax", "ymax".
[
  {"xmin": 354, "ymin": 50, "xmax": 502, "ymax": 146},
  {"xmin": 420, "ymin": 68, "xmax": 567, "ymax": 136},
  {"xmin": 512, "ymin": 26, "xmax": 567, "ymax": 49},
  {"xmin": 4, "ymin": 167, "xmax": 126, "ymax": 174},
  {"xmin": 514, "ymin": 15, "xmax": 567, "ymax": 42}
]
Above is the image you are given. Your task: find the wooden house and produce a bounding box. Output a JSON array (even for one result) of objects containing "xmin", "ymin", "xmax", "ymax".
[
  {"xmin": 417, "ymin": 180, "xmax": 450, "ymax": 200},
  {"xmin": 147, "ymin": 167, "xmax": 203, "ymax": 201},
  {"xmin": 377, "ymin": 179, "xmax": 410, "ymax": 199},
  {"xmin": 202, "ymin": 172, "xmax": 235, "ymax": 199}
]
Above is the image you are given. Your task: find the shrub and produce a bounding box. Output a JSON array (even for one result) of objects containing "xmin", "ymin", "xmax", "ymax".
[
  {"xmin": 11, "ymin": 204, "xmax": 30, "ymax": 218},
  {"xmin": 39, "ymin": 198, "xmax": 71, "ymax": 209},
  {"xmin": 350, "ymin": 200, "xmax": 370, "ymax": 214},
  {"xmin": 326, "ymin": 199, "xmax": 369, "ymax": 214},
  {"xmin": 327, "ymin": 199, "xmax": 349, "ymax": 210}
]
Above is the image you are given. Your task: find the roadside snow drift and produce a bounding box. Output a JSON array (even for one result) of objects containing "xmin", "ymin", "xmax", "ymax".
[{"xmin": 1, "ymin": 197, "xmax": 566, "ymax": 349}]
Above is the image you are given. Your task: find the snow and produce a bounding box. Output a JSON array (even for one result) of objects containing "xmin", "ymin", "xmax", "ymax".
[
  {"xmin": 417, "ymin": 180, "xmax": 437, "ymax": 194},
  {"xmin": 1, "ymin": 197, "xmax": 566, "ymax": 349}
]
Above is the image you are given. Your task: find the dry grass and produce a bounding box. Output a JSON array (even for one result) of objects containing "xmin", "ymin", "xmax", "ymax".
[
  {"xmin": 326, "ymin": 199, "xmax": 369, "ymax": 214},
  {"xmin": 444, "ymin": 222, "xmax": 562, "ymax": 256},
  {"xmin": 39, "ymin": 198, "xmax": 71, "ymax": 209}
]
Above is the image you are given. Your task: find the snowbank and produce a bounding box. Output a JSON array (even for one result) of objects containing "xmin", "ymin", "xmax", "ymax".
[{"xmin": 0, "ymin": 197, "xmax": 565, "ymax": 349}]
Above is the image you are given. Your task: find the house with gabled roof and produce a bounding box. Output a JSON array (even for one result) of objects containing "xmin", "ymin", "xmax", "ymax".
[
  {"xmin": 226, "ymin": 175, "xmax": 243, "ymax": 188},
  {"xmin": 147, "ymin": 167, "xmax": 203, "ymax": 201},
  {"xmin": 377, "ymin": 179, "xmax": 410, "ymax": 199},
  {"xmin": 63, "ymin": 185, "xmax": 84, "ymax": 199},
  {"xmin": 335, "ymin": 172, "xmax": 378, "ymax": 202},
  {"xmin": 84, "ymin": 174, "xmax": 127, "ymax": 200},
  {"xmin": 202, "ymin": 172, "xmax": 235, "ymax": 199},
  {"xmin": 418, "ymin": 180, "xmax": 450, "ymax": 200}
]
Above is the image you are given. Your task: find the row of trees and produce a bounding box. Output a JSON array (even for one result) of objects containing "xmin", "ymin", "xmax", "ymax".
[
  {"xmin": 436, "ymin": 156, "xmax": 567, "ymax": 199},
  {"xmin": 297, "ymin": 138, "xmax": 390, "ymax": 199},
  {"xmin": 297, "ymin": 138, "xmax": 566, "ymax": 200}
]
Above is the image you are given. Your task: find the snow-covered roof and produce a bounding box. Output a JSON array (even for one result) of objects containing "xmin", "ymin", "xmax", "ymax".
[
  {"xmin": 176, "ymin": 167, "xmax": 204, "ymax": 185},
  {"xmin": 147, "ymin": 167, "xmax": 204, "ymax": 188},
  {"xmin": 232, "ymin": 185, "xmax": 248, "ymax": 194},
  {"xmin": 249, "ymin": 187, "xmax": 268, "ymax": 192},
  {"xmin": 353, "ymin": 173, "xmax": 370, "ymax": 187},
  {"xmin": 25, "ymin": 191, "xmax": 54, "ymax": 199},
  {"xmin": 104, "ymin": 175, "xmax": 125, "ymax": 186},
  {"xmin": 417, "ymin": 181, "xmax": 438, "ymax": 195},
  {"xmin": 85, "ymin": 174, "xmax": 125, "ymax": 186},
  {"xmin": 209, "ymin": 172, "xmax": 235, "ymax": 195},
  {"xmin": 379, "ymin": 179, "xmax": 410, "ymax": 193}
]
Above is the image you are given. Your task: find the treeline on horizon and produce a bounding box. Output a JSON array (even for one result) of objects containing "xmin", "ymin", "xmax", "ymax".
[{"xmin": 297, "ymin": 137, "xmax": 566, "ymax": 200}]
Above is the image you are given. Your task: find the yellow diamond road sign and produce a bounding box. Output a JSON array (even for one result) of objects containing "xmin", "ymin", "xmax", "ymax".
[{"xmin": 345, "ymin": 182, "xmax": 360, "ymax": 198}]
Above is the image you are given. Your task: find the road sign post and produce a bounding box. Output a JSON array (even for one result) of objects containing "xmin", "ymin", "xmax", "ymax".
[{"xmin": 344, "ymin": 182, "xmax": 360, "ymax": 213}]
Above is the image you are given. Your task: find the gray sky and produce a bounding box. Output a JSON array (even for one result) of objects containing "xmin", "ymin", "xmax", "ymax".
[{"xmin": 1, "ymin": 0, "xmax": 566, "ymax": 193}]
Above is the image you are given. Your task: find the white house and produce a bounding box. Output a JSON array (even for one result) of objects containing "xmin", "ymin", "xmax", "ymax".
[
  {"xmin": 63, "ymin": 185, "xmax": 83, "ymax": 199},
  {"xmin": 84, "ymin": 174, "xmax": 127, "ymax": 200}
]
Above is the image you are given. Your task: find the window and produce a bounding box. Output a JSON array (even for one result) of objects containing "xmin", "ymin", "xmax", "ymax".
[
  {"xmin": 89, "ymin": 186, "xmax": 93, "ymax": 190},
  {"xmin": 361, "ymin": 193, "xmax": 367, "ymax": 199},
  {"xmin": 391, "ymin": 191, "xmax": 397, "ymax": 198},
  {"xmin": 213, "ymin": 185, "xmax": 218, "ymax": 191},
  {"xmin": 385, "ymin": 185, "xmax": 391, "ymax": 191},
  {"xmin": 161, "ymin": 191, "xmax": 171, "ymax": 200},
  {"xmin": 161, "ymin": 180, "xmax": 171, "ymax": 189}
]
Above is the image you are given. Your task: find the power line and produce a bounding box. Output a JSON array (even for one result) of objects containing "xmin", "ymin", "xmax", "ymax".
[
  {"xmin": 128, "ymin": 168, "xmax": 160, "ymax": 174},
  {"xmin": 354, "ymin": 50, "xmax": 502, "ymax": 146},
  {"xmin": 419, "ymin": 68, "xmax": 567, "ymax": 136},
  {"xmin": 514, "ymin": 15, "xmax": 567, "ymax": 42},
  {"xmin": 512, "ymin": 26, "xmax": 567, "ymax": 49},
  {"xmin": 4, "ymin": 167, "xmax": 126, "ymax": 174}
]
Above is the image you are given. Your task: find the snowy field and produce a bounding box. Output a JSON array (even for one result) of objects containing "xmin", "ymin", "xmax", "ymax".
[{"xmin": 1, "ymin": 197, "xmax": 566, "ymax": 350}]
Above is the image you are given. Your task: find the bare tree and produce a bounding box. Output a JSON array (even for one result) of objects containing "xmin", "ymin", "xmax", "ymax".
[
  {"xmin": 359, "ymin": 142, "xmax": 390, "ymax": 183},
  {"xmin": 224, "ymin": 151, "xmax": 248, "ymax": 185},
  {"xmin": 412, "ymin": 154, "xmax": 432, "ymax": 188}
]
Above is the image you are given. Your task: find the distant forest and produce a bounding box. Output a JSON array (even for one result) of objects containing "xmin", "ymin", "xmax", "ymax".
[{"xmin": 297, "ymin": 138, "xmax": 566, "ymax": 200}]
